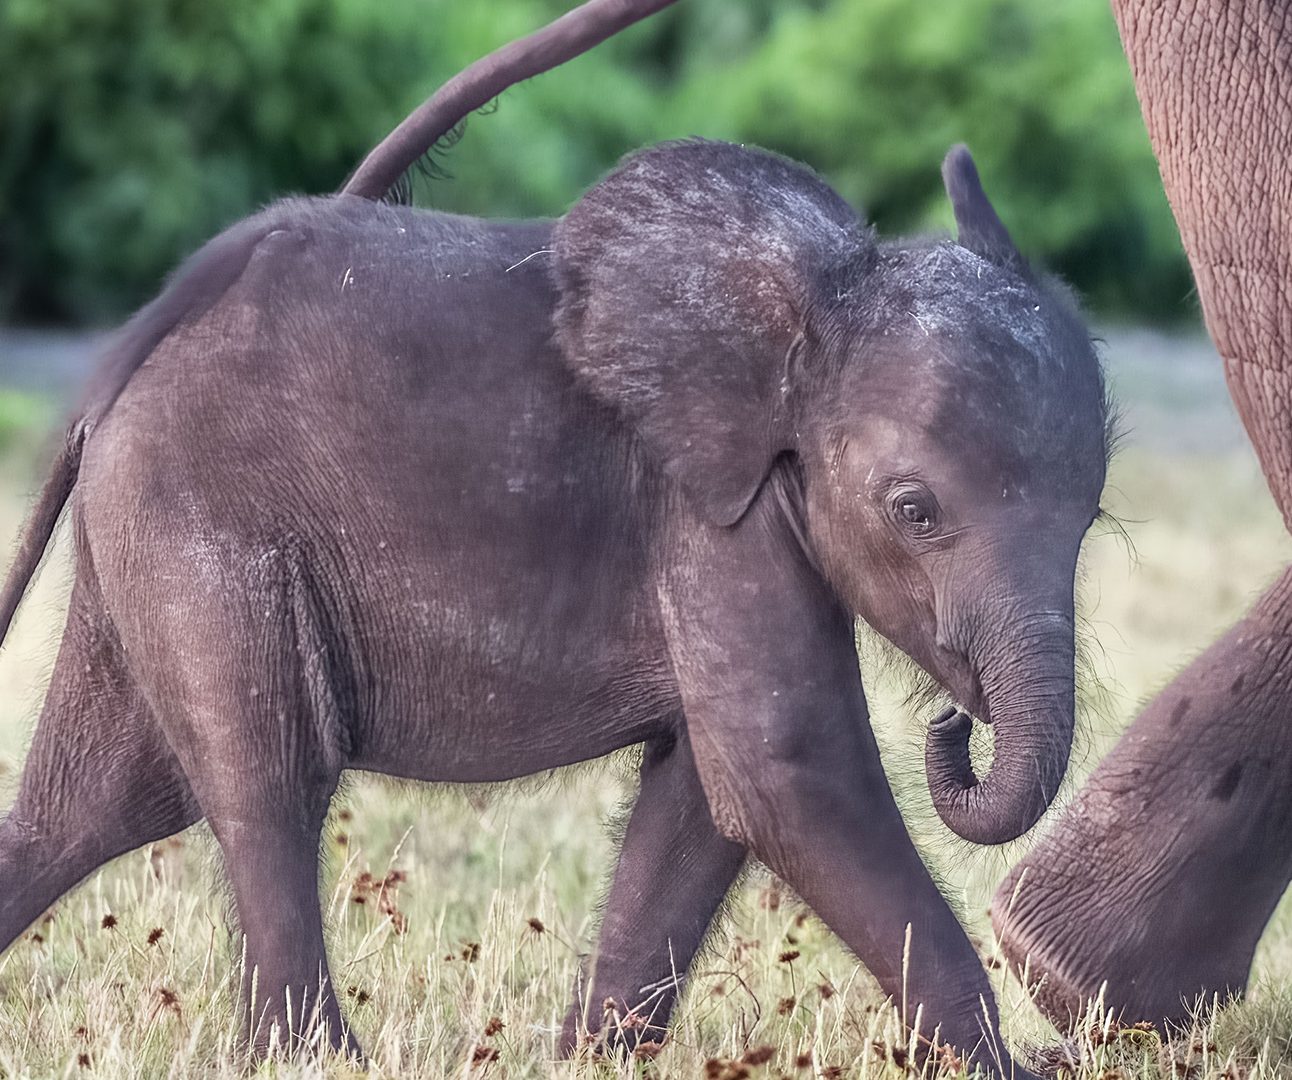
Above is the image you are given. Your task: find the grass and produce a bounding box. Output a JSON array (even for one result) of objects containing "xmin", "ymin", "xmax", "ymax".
[{"xmin": 0, "ymin": 334, "xmax": 1290, "ymax": 1078}]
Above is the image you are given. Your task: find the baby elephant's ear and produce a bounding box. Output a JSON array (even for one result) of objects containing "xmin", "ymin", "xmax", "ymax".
[
  {"xmin": 942, "ymin": 144, "xmax": 1026, "ymax": 273},
  {"xmin": 553, "ymin": 139, "xmax": 870, "ymax": 526}
]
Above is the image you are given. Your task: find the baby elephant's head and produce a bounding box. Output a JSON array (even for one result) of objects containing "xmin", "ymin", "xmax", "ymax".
[
  {"xmin": 554, "ymin": 139, "xmax": 1108, "ymax": 845},
  {"xmin": 806, "ymin": 151, "xmax": 1108, "ymax": 844}
]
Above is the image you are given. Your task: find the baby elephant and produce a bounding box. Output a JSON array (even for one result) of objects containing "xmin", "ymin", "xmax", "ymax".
[{"xmin": 0, "ymin": 25, "xmax": 1106, "ymax": 1080}]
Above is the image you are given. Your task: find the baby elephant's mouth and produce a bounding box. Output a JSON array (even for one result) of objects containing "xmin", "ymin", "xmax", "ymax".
[{"xmin": 932, "ymin": 703, "xmax": 991, "ymax": 729}]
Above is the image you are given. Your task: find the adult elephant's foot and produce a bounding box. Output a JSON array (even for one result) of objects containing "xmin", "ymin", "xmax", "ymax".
[{"xmin": 990, "ymin": 568, "xmax": 1292, "ymax": 1028}]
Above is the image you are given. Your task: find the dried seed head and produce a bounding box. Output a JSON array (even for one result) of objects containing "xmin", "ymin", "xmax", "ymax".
[{"xmin": 704, "ymin": 1059, "xmax": 753, "ymax": 1080}]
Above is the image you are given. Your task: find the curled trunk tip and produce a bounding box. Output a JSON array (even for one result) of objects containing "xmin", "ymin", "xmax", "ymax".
[{"xmin": 925, "ymin": 705, "xmax": 1067, "ymax": 846}]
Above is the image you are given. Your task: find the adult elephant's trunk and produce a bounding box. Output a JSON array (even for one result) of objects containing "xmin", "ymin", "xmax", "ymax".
[
  {"xmin": 342, "ymin": 0, "xmax": 679, "ymax": 201},
  {"xmin": 925, "ymin": 613, "xmax": 1076, "ymax": 845}
]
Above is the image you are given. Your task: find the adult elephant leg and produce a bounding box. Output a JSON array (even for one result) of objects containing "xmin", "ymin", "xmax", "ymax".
[
  {"xmin": 0, "ymin": 576, "xmax": 200, "ymax": 951},
  {"xmin": 993, "ymin": 0, "xmax": 1292, "ymax": 1023},
  {"xmin": 1109, "ymin": 0, "xmax": 1292, "ymax": 519},
  {"xmin": 661, "ymin": 497, "xmax": 1036, "ymax": 1079},
  {"xmin": 992, "ymin": 568, "xmax": 1292, "ymax": 1022},
  {"xmin": 559, "ymin": 730, "xmax": 745, "ymax": 1056}
]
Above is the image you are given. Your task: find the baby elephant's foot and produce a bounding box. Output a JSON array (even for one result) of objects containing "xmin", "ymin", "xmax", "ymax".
[{"xmin": 558, "ymin": 994, "xmax": 672, "ymax": 1062}]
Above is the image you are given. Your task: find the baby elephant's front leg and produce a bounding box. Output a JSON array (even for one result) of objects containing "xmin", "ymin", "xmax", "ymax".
[
  {"xmin": 661, "ymin": 513, "xmax": 1036, "ymax": 1079},
  {"xmin": 560, "ymin": 730, "xmax": 745, "ymax": 1056},
  {"xmin": 689, "ymin": 671, "xmax": 1015, "ymax": 1072}
]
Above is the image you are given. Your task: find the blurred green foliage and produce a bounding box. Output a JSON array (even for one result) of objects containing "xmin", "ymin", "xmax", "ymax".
[
  {"xmin": 0, "ymin": 0, "xmax": 1192, "ymax": 326},
  {"xmin": 0, "ymin": 389, "xmax": 55, "ymax": 461}
]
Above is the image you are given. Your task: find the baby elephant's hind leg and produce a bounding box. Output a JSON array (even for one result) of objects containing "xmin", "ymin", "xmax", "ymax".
[
  {"xmin": 0, "ymin": 579, "xmax": 200, "ymax": 953},
  {"xmin": 133, "ymin": 561, "xmax": 357, "ymax": 1059},
  {"xmin": 210, "ymin": 794, "xmax": 347, "ymax": 1058}
]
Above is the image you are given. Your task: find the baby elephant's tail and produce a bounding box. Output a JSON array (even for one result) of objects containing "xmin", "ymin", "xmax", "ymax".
[
  {"xmin": 0, "ymin": 213, "xmax": 284, "ymax": 652},
  {"xmin": 341, "ymin": 0, "xmax": 678, "ymax": 202},
  {"xmin": 0, "ymin": 430, "xmax": 83, "ymax": 645}
]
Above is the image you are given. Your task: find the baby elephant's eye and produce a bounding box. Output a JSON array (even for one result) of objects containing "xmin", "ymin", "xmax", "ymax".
[
  {"xmin": 887, "ymin": 485, "xmax": 939, "ymax": 538},
  {"xmin": 899, "ymin": 499, "xmax": 929, "ymax": 527}
]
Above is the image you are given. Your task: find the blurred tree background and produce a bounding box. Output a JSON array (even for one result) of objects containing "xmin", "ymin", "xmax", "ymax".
[{"xmin": 0, "ymin": 0, "xmax": 1192, "ymax": 327}]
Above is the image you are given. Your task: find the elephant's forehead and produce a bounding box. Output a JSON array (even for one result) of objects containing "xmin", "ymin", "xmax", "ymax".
[
  {"xmin": 872, "ymin": 253, "xmax": 1106, "ymax": 468},
  {"xmin": 904, "ymin": 244, "xmax": 1057, "ymax": 363}
]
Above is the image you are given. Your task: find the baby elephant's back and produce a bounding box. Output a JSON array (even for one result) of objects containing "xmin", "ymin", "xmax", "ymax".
[
  {"xmin": 84, "ymin": 197, "xmax": 623, "ymax": 554},
  {"xmin": 76, "ymin": 197, "xmax": 668, "ymax": 758}
]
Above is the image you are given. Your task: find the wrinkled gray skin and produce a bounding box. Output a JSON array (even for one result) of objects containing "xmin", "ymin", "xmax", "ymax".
[
  {"xmin": 0, "ymin": 136, "xmax": 1107, "ymax": 1073},
  {"xmin": 991, "ymin": 0, "xmax": 1292, "ymax": 1028}
]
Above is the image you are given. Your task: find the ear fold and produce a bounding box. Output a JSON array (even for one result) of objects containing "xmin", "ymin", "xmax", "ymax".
[
  {"xmin": 942, "ymin": 144, "xmax": 1026, "ymax": 273},
  {"xmin": 553, "ymin": 139, "xmax": 871, "ymax": 526}
]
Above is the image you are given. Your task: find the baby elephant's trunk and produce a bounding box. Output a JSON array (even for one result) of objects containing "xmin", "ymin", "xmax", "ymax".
[{"xmin": 925, "ymin": 610, "xmax": 1077, "ymax": 845}]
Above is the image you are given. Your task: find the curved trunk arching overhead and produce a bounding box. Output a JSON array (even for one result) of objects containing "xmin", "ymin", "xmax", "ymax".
[
  {"xmin": 992, "ymin": 0, "xmax": 1292, "ymax": 1024},
  {"xmin": 342, "ymin": 0, "xmax": 680, "ymax": 202}
]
